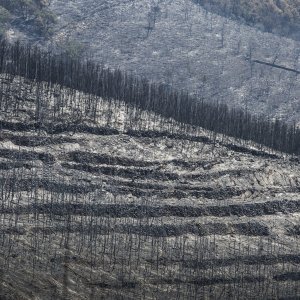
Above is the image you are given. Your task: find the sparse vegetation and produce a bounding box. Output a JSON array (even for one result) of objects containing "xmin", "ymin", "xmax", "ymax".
[
  {"xmin": 0, "ymin": 0, "xmax": 56, "ymax": 35},
  {"xmin": 193, "ymin": 0, "xmax": 300, "ymax": 38},
  {"xmin": 0, "ymin": 6, "xmax": 11, "ymax": 34}
]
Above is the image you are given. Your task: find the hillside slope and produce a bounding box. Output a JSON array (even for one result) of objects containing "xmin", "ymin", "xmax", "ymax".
[
  {"xmin": 7, "ymin": 0, "xmax": 298, "ymax": 125},
  {"xmin": 3, "ymin": 1, "xmax": 300, "ymax": 125},
  {"xmin": 1, "ymin": 73, "xmax": 300, "ymax": 299}
]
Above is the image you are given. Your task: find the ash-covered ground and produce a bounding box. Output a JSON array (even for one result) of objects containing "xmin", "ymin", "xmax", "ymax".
[{"xmin": 0, "ymin": 74, "xmax": 300, "ymax": 299}]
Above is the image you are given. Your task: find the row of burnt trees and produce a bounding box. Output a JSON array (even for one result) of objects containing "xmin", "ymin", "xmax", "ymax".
[{"xmin": 0, "ymin": 38, "xmax": 299, "ymax": 155}]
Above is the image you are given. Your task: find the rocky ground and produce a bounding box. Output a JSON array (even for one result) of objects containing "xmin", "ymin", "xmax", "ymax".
[{"xmin": 0, "ymin": 74, "xmax": 300, "ymax": 299}]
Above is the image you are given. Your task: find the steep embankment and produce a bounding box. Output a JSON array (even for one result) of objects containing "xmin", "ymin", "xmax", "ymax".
[{"xmin": 0, "ymin": 74, "xmax": 300, "ymax": 299}]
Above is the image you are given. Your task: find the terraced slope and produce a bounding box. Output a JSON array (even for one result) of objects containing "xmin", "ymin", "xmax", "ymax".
[{"xmin": 0, "ymin": 74, "xmax": 300, "ymax": 299}]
